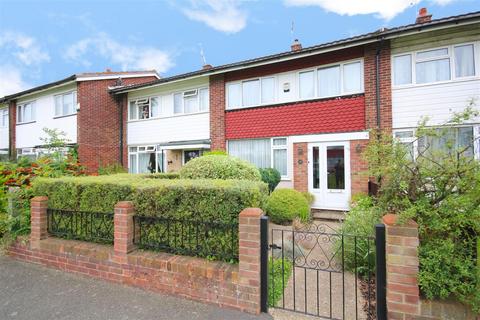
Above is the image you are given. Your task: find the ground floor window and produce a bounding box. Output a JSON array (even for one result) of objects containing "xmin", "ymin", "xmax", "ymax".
[
  {"xmin": 227, "ymin": 137, "xmax": 288, "ymax": 177},
  {"xmin": 16, "ymin": 147, "xmax": 70, "ymax": 160},
  {"xmin": 394, "ymin": 125, "xmax": 479, "ymax": 160},
  {"xmin": 183, "ymin": 149, "xmax": 202, "ymax": 164},
  {"xmin": 128, "ymin": 145, "xmax": 165, "ymax": 174}
]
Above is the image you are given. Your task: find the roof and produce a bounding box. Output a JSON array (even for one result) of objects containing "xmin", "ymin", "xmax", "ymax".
[
  {"xmin": 0, "ymin": 70, "xmax": 160, "ymax": 103},
  {"xmin": 110, "ymin": 10, "xmax": 480, "ymax": 94}
]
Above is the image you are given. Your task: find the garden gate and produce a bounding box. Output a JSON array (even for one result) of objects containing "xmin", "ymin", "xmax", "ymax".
[{"xmin": 260, "ymin": 217, "xmax": 386, "ymax": 320}]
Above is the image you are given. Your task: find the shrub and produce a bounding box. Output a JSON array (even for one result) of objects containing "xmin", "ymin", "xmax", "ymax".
[
  {"xmin": 141, "ymin": 172, "xmax": 180, "ymax": 179},
  {"xmin": 98, "ymin": 163, "xmax": 127, "ymax": 175},
  {"xmin": 203, "ymin": 150, "xmax": 228, "ymax": 156},
  {"xmin": 32, "ymin": 174, "xmax": 269, "ymax": 261},
  {"xmin": 179, "ymin": 155, "xmax": 261, "ymax": 181},
  {"xmin": 335, "ymin": 195, "xmax": 382, "ymax": 276},
  {"xmin": 268, "ymin": 257, "xmax": 293, "ymax": 307},
  {"xmin": 265, "ymin": 188, "xmax": 310, "ymax": 224},
  {"xmin": 259, "ymin": 168, "xmax": 281, "ymax": 193},
  {"xmin": 301, "ymin": 192, "xmax": 315, "ymax": 204}
]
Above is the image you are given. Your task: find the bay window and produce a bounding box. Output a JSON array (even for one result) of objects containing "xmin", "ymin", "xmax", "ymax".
[
  {"xmin": 228, "ymin": 137, "xmax": 288, "ymax": 177},
  {"xmin": 392, "ymin": 42, "xmax": 477, "ymax": 86},
  {"xmin": 128, "ymin": 145, "xmax": 165, "ymax": 174},
  {"xmin": 17, "ymin": 101, "xmax": 35, "ymax": 124},
  {"xmin": 54, "ymin": 91, "xmax": 77, "ymax": 117}
]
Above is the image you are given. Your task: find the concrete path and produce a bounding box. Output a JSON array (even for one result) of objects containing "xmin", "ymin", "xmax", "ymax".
[{"xmin": 0, "ymin": 255, "xmax": 272, "ymax": 320}]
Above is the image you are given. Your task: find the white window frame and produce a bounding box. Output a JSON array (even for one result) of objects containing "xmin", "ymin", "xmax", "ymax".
[
  {"xmin": 128, "ymin": 97, "xmax": 159, "ymax": 121},
  {"xmin": 128, "ymin": 145, "xmax": 167, "ymax": 173},
  {"xmin": 54, "ymin": 90, "xmax": 77, "ymax": 117},
  {"xmin": 174, "ymin": 87, "xmax": 209, "ymax": 115},
  {"xmin": 391, "ymin": 41, "xmax": 478, "ymax": 88},
  {"xmin": 225, "ymin": 58, "xmax": 364, "ymax": 110},
  {"xmin": 227, "ymin": 137, "xmax": 290, "ymax": 179},
  {"xmin": 17, "ymin": 100, "xmax": 36, "ymax": 124},
  {"xmin": 0, "ymin": 108, "xmax": 8, "ymax": 128}
]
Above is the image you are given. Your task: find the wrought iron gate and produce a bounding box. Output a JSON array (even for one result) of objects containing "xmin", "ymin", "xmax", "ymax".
[{"xmin": 260, "ymin": 217, "xmax": 386, "ymax": 320}]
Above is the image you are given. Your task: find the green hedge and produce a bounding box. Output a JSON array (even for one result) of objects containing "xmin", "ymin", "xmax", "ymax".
[{"xmin": 32, "ymin": 174, "xmax": 268, "ymax": 223}]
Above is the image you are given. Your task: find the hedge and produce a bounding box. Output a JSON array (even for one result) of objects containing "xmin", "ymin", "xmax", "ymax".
[{"xmin": 32, "ymin": 174, "xmax": 268, "ymax": 223}]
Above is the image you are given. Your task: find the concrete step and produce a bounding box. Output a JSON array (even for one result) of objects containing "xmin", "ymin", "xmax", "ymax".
[{"xmin": 311, "ymin": 209, "xmax": 346, "ymax": 221}]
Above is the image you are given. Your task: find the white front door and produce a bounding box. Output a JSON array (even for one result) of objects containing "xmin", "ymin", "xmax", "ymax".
[{"xmin": 308, "ymin": 141, "xmax": 351, "ymax": 211}]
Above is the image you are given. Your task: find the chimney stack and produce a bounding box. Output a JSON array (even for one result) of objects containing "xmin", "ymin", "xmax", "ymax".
[
  {"xmin": 416, "ymin": 7, "xmax": 432, "ymax": 24},
  {"xmin": 202, "ymin": 64, "xmax": 213, "ymax": 70},
  {"xmin": 291, "ymin": 39, "xmax": 302, "ymax": 52}
]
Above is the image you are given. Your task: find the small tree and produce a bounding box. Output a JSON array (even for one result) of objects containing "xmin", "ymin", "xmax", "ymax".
[
  {"xmin": 363, "ymin": 103, "xmax": 480, "ymax": 311},
  {"xmin": 39, "ymin": 128, "xmax": 72, "ymax": 161}
]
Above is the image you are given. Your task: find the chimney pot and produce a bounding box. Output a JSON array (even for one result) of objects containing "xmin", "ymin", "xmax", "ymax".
[
  {"xmin": 105, "ymin": 68, "xmax": 112, "ymax": 73},
  {"xmin": 416, "ymin": 7, "xmax": 432, "ymax": 24},
  {"xmin": 291, "ymin": 39, "xmax": 302, "ymax": 52},
  {"xmin": 202, "ymin": 64, "xmax": 213, "ymax": 70}
]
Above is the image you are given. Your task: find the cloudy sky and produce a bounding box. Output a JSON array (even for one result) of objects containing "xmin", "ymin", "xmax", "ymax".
[{"xmin": 0, "ymin": 0, "xmax": 478, "ymax": 97}]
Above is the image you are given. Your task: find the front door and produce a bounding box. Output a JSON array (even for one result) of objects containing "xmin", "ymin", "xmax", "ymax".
[{"xmin": 308, "ymin": 142, "xmax": 351, "ymax": 211}]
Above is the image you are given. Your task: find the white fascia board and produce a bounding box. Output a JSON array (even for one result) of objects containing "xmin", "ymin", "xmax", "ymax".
[
  {"xmin": 160, "ymin": 144, "xmax": 211, "ymax": 150},
  {"xmin": 289, "ymin": 131, "xmax": 369, "ymax": 143}
]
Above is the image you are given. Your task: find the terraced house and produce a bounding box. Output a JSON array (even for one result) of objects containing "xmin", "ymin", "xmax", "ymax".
[
  {"xmin": 0, "ymin": 71, "xmax": 159, "ymax": 171},
  {"xmin": 2, "ymin": 9, "xmax": 479, "ymax": 211}
]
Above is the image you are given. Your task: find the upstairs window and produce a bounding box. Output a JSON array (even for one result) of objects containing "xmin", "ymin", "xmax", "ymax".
[
  {"xmin": 299, "ymin": 70, "xmax": 315, "ymax": 99},
  {"xmin": 0, "ymin": 108, "xmax": 8, "ymax": 128},
  {"xmin": 318, "ymin": 65, "xmax": 341, "ymax": 97},
  {"xmin": 129, "ymin": 97, "xmax": 163, "ymax": 120},
  {"xmin": 54, "ymin": 91, "xmax": 77, "ymax": 117},
  {"xmin": 174, "ymin": 88, "xmax": 209, "ymax": 114},
  {"xmin": 393, "ymin": 42, "xmax": 477, "ymax": 86},
  {"xmin": 17, "ymin": 101, "xmax": 35, "ymax": 124}
]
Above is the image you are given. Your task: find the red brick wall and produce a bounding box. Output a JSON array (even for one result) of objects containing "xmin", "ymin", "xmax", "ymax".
[
  {"xmin": 226, "ymin": 96, "xmax": 365, "ymax": 139},
  {"xmin": 364, "ymin": 41, "xmax": 392, "ymax": 131},
  {"xmin": 293, "ymin": 143, "xmax": 308, "ymax": 192},
  {"xmin": 76, "ymin": 76, "xmax": 156, "ymax": 173},
  {"xmin": 209, "ymin": 74, "xmax": 226, "ymax": 150},
  {"xmin": 8, "ymin": 101, "xmax": 16, "ymax": 160},
  {"xmin": 350, "ymin": 140, "xmax": 369, "ymax": 196}
]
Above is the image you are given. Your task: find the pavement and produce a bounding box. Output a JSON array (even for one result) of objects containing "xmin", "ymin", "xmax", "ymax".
[{"xmin": 0, "ymin": 255, "xmax": 272, "ymax": 320}]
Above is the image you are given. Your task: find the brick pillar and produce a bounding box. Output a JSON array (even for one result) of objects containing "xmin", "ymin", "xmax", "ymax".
[
  {"xmin": 293, "ymin": 142, "xmax": 308, "ymax": 192},
  {"xmin": 350, "ymin": 139, "xmax": 369, "ymax": 195},
  {"xmin": 209, "ymin": 74, "xmax": 226, "ymax": 151},
  {"xmin": 30, "ymin": 196, "xmax": 48, "ymax": 249},
  {"xmin": 238, "ymin": 208, "xmax": 263, "ymax": 314},
  {"xmin": 113, "ymin": 201, "xmax": 135, "ymax": 264},
  {"xmin": 383, "ymin": 214, "xmax": 421, "ymax": 319}
]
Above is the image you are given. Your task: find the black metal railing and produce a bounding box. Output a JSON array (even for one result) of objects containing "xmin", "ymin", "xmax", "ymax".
[
  {"xmin": 133, "ymin": 215, "xmax": 238, "ymax": 262},
  {"xmin": 47, "ymin": 209, "xmax": 114, "ymax": 244}
]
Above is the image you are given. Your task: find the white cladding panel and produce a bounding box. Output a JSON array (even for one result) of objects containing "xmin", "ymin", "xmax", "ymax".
[
  {"xmin": 0, "ymin": 106, "xmax": 8, "ymax": 150},
  {"xmin": 16, "ymin": 84, "xmax": 77, "ymax": 148},
  {"xmin": 127, "ymin": 112, "xmax": 210, "ymax": 145},
  {"xmin": 392, "ymin": 79, "xmax": 480, "ymax": 128}
]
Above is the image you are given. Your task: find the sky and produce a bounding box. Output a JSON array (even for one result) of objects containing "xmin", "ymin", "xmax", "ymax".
[{"xmin": 0, "ymin": 0, "xmax": 478, "ymax": 97}]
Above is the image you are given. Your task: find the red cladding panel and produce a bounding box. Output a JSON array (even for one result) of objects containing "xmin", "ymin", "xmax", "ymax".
[{"xmin": 225, "ymin": 95, "xmax": 365, "ymax": 139}]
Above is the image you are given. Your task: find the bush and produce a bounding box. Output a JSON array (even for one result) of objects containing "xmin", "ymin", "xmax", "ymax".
[
  {"xmin": 301, "ymin": 192, "xmax": 315, "ymax": 204},
  {"xmin": 268, "ymin": 257, "xmax": 293, "ymax": 307},
  {"xmin": 203, "ymin": 150, "xmax": 228, "ymax": 156},
  {"xmin": 336, "ymin": 195, "xmax": 382, "ymax": 276},
  {"xmin": 32, "ymin": 174, "xmax": 269, "ymax": 261},
  {"xmin": 259, "ymin": 168, "xmax": 281, "ymax": 193},
  {"xmin": 179, "ymin": 155, "xmax": 261, "ymax": 181},
  {"xmin": 265, "ymin": 188, "xmax": 310, "ymax": 224},
  {"xmin": 98, "ymin": 163, "xmax": 127, "ymax": 175},
  {"xmin": 141, "ymin": 172, "xmax": 180, "ymax": 179}
]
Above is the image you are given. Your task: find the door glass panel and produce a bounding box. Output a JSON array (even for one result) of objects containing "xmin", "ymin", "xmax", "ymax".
[
  {"xmin": 326, "ymin": 146, "xmax": 345, "ymax": 190},
  {"xmin": 312, "ymin": 146, "xmax": 319, "ymax": 189}
]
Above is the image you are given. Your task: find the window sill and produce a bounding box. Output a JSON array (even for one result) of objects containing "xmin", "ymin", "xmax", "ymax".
[
  {"xmin": 53, "ymin": 113, "xmax": 77, "ymax": 119},
  {"xmin": 16, "ymin": 121, "xmax": 36, "ymax": 126},
  {"xmin": 128, "ymin": 111, "xmax": 209, "ymax": 123},
  {"xmin": 226, "ymin": 93, "xmax": 364, "ymax": 112},
  {"xmin": 392, "ymin": 76, "xmax": 480, "ymax": 90}
]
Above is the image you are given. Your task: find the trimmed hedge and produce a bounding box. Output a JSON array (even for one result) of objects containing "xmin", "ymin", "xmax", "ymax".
[
  {"xmin": 32, "ymin": 174, "xmax": 268, "ymax": 224},
  {"xmin": 265, "ymin": 188, "xmax": 310, "ymax": 224},
  {"xmin": 179, "ymin": 155, "xmax": 261, "ymax": 181}
]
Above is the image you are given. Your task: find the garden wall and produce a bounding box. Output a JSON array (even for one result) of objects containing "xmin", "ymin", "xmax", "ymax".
[{"xmin": 7, "ymin": 197, "xmax": 264, "ymax": 314}]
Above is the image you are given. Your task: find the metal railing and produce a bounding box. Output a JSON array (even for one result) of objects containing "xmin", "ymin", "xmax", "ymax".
[
  {"xmin": 47, "ymin": 209, "xmax": 114, "ymax": 244},
  {"xmin": 133, "ymin": 215, "xmax": 238, "ymax": 262}
]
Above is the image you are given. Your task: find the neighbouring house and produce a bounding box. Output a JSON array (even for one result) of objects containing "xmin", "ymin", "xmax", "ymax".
[{"xmin": 0, "ymin": 71, "xmax": 159, "ymax": 172}]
